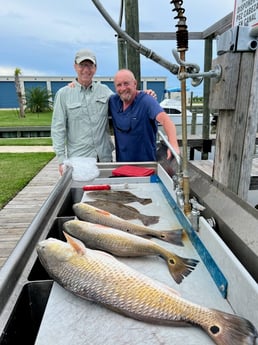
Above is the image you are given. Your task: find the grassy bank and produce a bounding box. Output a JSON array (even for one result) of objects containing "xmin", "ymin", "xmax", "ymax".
[
  {"xmin": 0, "ymin": 110, "xmax": 56, "ymax": 209},
  {"xmin": 0, "ymin": 109, "xmax": 52, "ymax": 126},
  {"xmin": 0, "ymin": 137, "xmax": 52, "ymax": 146},
  {"xmin": 0, "ymin": 110, "xmax": 52, "ymax": 145},
  {"xmin": 0, "ymin": 152, "xmax": 55, "ymax": 209}
]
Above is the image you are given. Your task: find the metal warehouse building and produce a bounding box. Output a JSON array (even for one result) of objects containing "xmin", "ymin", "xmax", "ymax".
[{"xmin": 0, "ymin": 76, "xmax": 167, "ymax": 108}]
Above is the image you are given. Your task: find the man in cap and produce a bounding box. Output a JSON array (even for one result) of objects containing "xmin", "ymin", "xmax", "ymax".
[{"xmin": 51, "ymin": 48, "xmax": 114, "ymax": 175}]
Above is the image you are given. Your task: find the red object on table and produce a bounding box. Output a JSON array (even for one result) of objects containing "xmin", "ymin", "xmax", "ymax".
[
  {"xmin": 82, "ymin": 185, "xmax": 111, "ymax": 191},
  {"xmin": 112, "ymin": 165, "xmax": 155, "ymax": 177}
]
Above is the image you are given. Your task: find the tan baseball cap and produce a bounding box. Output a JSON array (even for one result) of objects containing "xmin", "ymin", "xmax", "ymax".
[{"xmin": 74, "ymin": 49, "xmax": 96, "ymax": 65}]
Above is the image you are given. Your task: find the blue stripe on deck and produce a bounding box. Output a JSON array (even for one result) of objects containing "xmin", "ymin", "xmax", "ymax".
[{"xmin": 150, "ymin": 174, "xmax": 228, "ymax": 298}]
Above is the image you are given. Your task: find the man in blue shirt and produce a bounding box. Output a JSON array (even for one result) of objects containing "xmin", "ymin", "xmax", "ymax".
[{"xmin": 109, "ymin": 69, "xmax": 180, "ymax": 162}]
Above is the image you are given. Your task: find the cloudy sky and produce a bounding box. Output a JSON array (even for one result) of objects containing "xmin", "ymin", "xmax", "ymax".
[{"xmin": 0, "ymin": 0, "xmax": 234, "ymax": 94}]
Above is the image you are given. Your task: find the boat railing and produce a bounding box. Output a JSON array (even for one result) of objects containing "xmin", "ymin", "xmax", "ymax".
[
  {"xmin": 158, "ymin": 129, "xmax": 182, "ymax": 170},
  {"xmin": 158, "ymin": 130, "xmax": 184, "ymax": 209}
]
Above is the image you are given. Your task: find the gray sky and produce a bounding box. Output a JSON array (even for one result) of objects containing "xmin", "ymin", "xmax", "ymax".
[{"xmin": 0, "ymin": 0, "xmax": 234, "ymax": 94}]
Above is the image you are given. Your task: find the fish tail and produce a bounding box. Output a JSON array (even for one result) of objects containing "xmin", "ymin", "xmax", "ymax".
[
  {"xmin": 140, "ymin": 215, "xmax": 160, "ymax": 226},
  {"xmin": 201, "ymin": 309, "xmax": 258, "ymax": 345},
  {"xmin": 158, "ymin": 229, "xmax": 184, "ymax": 246},
  {"xmin": 164, "ymin": 253, "xmax": 199, "ymax": 284},
  {"xmin": 139, "ymin": 198, "xmax": 152, "ymax": 205}
]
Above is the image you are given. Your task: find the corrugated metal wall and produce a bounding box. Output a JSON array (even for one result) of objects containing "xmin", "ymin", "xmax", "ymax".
[{"xmin": 0, "ymin": 76, "xmax": 167, "ymax": 108}]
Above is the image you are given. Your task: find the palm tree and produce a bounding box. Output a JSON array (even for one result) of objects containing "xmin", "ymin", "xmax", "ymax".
[
  {"xmin": 25, "ymin": 87, "xmax": 53, "ymax": 114},
  {"xmin": 14, "ymin": 68, "xmax": 25, "ymax": 118}
]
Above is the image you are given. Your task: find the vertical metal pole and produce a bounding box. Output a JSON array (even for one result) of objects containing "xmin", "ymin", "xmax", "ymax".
[
  {"xmin": 171, "ymin": 0, "xmax": 191, "ymax": 215},
  {"xmin": 179, "ymin": 51, "xmax": 191, "ymax": 215}
]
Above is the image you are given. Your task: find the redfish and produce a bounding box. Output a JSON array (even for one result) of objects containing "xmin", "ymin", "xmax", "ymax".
[
  {"xmin": 84, "ymin": 199, "xmax": 160, "ymax": 226},
  {"xmin": 73, "ymin": 202, "xmax": 183, "ymax": 246},
  {"xmin": 63, "ymin": 219, "xmax": 198, "ymax": 284},
  {"xmin": 36, "ymin": 234, "xmax": 258, "ymax": 345}
]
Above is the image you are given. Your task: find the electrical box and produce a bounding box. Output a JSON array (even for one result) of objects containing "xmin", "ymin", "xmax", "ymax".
[{"xmin": 216, "ymin": 26, "xmax": 258, "ymax": 55}]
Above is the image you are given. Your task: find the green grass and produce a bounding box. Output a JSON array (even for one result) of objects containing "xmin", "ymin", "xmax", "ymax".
[
  {"xmin": 0, "ymin": 110, "xmax": 55, "ymax": 209},
  {"xmin": 0, "ymin": 152, "xmax": 55, "ymax": 209},
  {"xmin": 0, "ymin": 137, "xmax": 52, "ymax": 146},
  {"xmin": 0, "ymin": 109, "xmax": 52, "ymax": 126},
  {"xmin": 0, "ymin": 110, "xmax": 53, "ymax": 146}
]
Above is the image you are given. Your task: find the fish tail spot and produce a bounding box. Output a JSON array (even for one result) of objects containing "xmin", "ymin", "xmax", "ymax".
[
  {"xmin": 204, "ymin": 309, "xmax": 258, "ymax": 345},
  {"xmin": 159, "ymin": 229, "xmax": 184, "ymax": 246},
  {"xmin": 168, "ymin": 258, "xmax": 176, "ymax": 265},
  {"xmin": 167, "ymin": 256, "xmax": 199, "ymax": 284},
  {"xmin": 209, "ymin": 324, "xmax": 220, "ymax": 335}
]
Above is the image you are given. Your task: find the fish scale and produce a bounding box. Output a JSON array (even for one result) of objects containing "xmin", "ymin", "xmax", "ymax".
[{"xmin": 37, "ymin": 235, "xmax": 258, "ymax": 345}]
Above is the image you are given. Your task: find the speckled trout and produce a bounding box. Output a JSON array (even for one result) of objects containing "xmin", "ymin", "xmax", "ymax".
[
  {"xmin": 36, "ymin": 234, "xmax": 258, "ymax": 345},
  {"xmin": 73, "ymin": 202, "xmax": 183, "ymax": 246},
  {"xmin": 63, "ymin": 219, "xmax": 198, "ymax": 284}
]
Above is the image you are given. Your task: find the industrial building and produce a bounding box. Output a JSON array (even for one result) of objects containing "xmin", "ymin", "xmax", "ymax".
[{"xmin": 0, "ymin": 76, "xmax": 167, "ymax": 108}]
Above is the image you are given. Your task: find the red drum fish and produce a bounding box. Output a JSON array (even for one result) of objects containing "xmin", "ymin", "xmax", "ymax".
[
  {"xmin": 84, "ymin": 199, "xmax": 160, "ymax": 226},
  {"xmin": 73, "ymin": 202, "xmax": 183, "ymax": 246},
  {"xmin": 63, "ymin": 219, "xmax": 199, "ymax": 284},
  {"xmin": 36, "ymin": 234, "xmax": 258, "ymax": 345}
]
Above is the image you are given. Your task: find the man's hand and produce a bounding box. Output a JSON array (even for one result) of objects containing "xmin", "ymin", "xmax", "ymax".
[
  {"xmin": 144, "ymin": 89, "xmax": 157, "ymax": 99},
  {"xmin": 58, "ymin": 164, "xmax": 64, "ymax": 176},
  {"xmin": 68, "ymin": 81, "xmax": 76, "ymax": 88}
]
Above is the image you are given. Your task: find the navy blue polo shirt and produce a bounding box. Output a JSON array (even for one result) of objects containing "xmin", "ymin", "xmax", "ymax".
[{"xmin": 109, "ymin": 92, "xmax": 163, "ymax": 162}]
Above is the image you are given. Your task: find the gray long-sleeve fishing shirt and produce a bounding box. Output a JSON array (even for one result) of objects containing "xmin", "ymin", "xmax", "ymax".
[{"xmin": 51, "ymin": 80, "xmax": 114, "ymax": 164}]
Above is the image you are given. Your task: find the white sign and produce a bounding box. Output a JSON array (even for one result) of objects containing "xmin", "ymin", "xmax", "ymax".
[{"xmin": 233, "ymin": 0, "xmax": 258, "ymax": 27}]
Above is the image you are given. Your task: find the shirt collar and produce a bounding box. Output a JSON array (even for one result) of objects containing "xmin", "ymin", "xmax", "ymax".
[{"xmin": 74, "ymin": 79, "xmax": 94, "ymax": 91}]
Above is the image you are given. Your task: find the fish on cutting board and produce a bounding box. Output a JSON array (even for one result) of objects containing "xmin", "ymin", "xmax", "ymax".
[
  {"xmin": 73, "ymin": 202, "xmax": 184, "ymax": 246},
  {"xmin": 86, "ymin": 190, "xmax": 152, "ymax": 205},
  {"xmin": 84, "ymin": 199, "xmax": 160, "ymax": 226},
  {"xmin": 36, "ymin": 234, "xmax": 258, "ymax": 345},
  {"xmin": 63, "ymin": 219, "xmax": 199, "ymax": 284}
]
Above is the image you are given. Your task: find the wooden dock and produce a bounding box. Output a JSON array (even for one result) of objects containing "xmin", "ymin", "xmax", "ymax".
[{"xmin": 0, "ymin": 157, "xmax": 60, "ymax": 269}]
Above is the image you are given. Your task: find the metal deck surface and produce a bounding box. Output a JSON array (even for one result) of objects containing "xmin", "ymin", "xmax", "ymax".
[{"xmin": 35, "ymin": 180, "xmax": 237, "ymax": 345}]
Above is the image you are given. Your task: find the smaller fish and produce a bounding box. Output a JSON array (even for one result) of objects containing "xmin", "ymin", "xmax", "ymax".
[
  {"xmin": 63, "ymin": 219, "xmax": 199, "ymax": 284},
  {"xmin": 84, "ymin": 199, "xmax": 160, "ymax": 226},
  {"xmin": 86, "ymin": 190, "xmax": 152, "ymax": 205},
  {"xmin": 73, "ymin": 202, "xmax": 184, "ymax": 246}
]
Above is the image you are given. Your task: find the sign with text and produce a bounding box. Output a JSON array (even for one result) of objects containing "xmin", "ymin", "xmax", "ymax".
[{"xmin": 233, "ymin": 0, "xmax": 258, "ymax": 27}]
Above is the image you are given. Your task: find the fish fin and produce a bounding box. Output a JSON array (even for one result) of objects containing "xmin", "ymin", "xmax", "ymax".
[
  {"xmin": 158, "ymin": 229, "xmax": 184, "ymax": 246},
  {"xmin": 63, "ymin": 232, "xmax": 86, "ymax": 255},
  {"xmin": 165, "ymin": 254, "xmax": 199, "ymax": 284},
  {"xmin": 140, "ymin": 215, "xmax": 160, "ymax": 226},
  {"xmin": 95, "ymin": 209, "xmax": 112, "ymax": 216},
  {"xmin": 139, "ymin": 198, "xmax": 152, "ymax": 205},
  {"xmin": 202, "ymin": 309, "xmax": 258, "ymax": 345}
]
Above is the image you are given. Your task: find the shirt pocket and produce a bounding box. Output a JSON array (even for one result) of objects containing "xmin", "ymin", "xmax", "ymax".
[
  {"xmin": 114, "ymin": 114, "xmax": 132, "ymax": 133},
  {"xmin": 90, "ymin": 97, "xmax": 109, "ymax": 123},
  {"xmin": 67, "ymin": 102, "xmax": 83, "ymax": 120}
]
